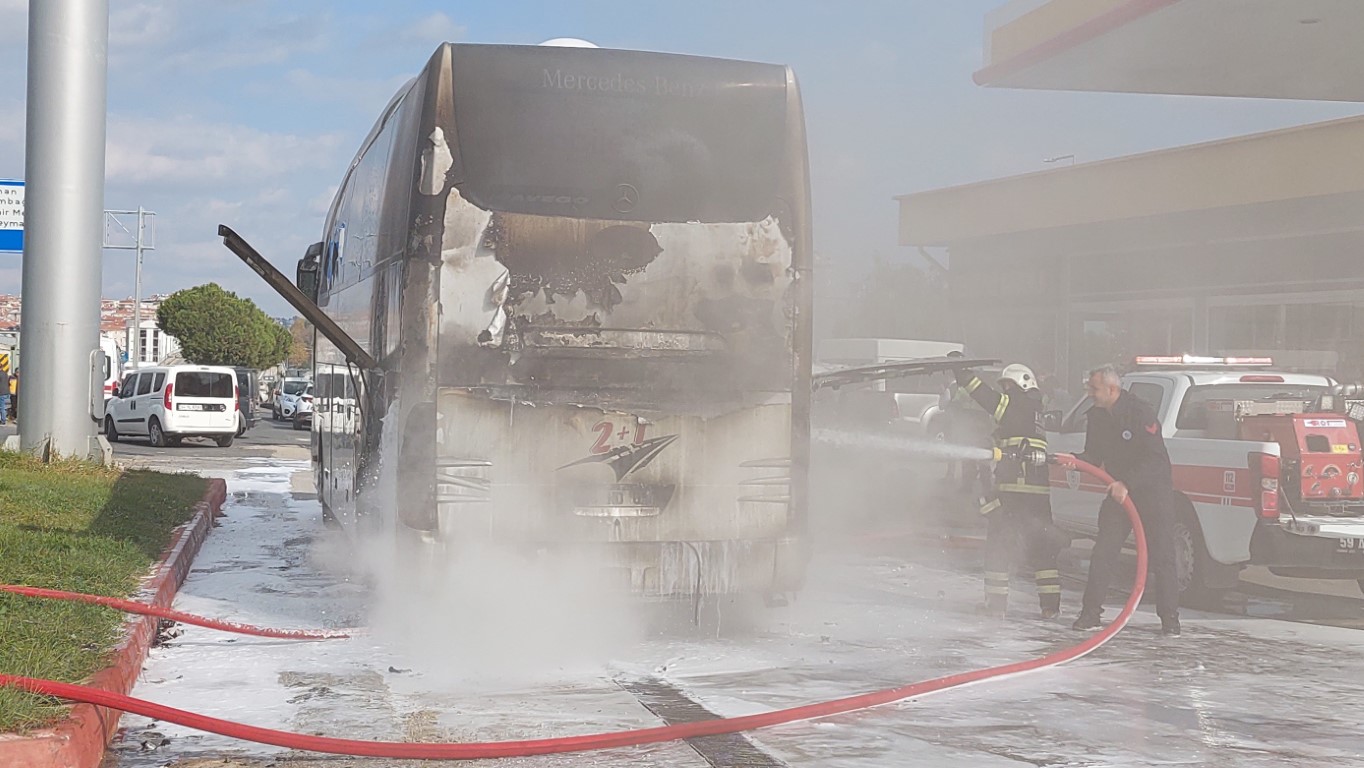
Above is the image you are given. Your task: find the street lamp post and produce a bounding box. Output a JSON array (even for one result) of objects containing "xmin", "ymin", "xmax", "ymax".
[
  {"xmin": 104, "ymin": 208, "xmax": 155, "ymax": 367},
  {"xmin": 19, "ymin": 0, "xmax": 109, "ymax": 460}
]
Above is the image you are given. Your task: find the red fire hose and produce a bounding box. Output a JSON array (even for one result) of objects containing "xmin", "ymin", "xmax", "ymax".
[
  {"xmin": 0, "ymin": 585, "xmax": 350, "ymax": 640},
  {"xmin": 0, "ymin": 454, "xmax": 1146, "ymax": 760}
]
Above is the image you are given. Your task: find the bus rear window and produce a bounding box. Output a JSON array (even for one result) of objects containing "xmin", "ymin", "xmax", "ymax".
[
  {"xmin": 449, "ymin": 45, "xmax": 788, "ymax": 224},
  {"xmin": 176, "ymin": 371, "xmax": 234, "ymax": 398}
]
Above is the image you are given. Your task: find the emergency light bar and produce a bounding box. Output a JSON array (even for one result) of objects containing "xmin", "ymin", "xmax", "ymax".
[{"xmin": 1134, "ymin": 355, "xmax": 1274, "ymax": 367}]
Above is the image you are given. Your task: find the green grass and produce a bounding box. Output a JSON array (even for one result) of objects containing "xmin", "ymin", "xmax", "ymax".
[{"xmin": 0, "ymin": 452, "xmax": 208, "ymax": 733}]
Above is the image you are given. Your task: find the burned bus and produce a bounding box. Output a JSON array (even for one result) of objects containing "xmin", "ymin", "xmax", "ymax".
[{"xmin": 223, "ymin": 42, "xmax": 813, "ymax": 601}]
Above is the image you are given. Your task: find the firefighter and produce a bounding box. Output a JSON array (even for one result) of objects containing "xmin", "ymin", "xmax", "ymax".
[{"xmin": 954, "ymin": 363, "xmax": 1063, "ymax": 619}]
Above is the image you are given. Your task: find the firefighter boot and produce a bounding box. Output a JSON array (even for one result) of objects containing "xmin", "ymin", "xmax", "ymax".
[
  {"xmin": 981, "ymin": 571, "xmax": 1010, "ymax": 619},
  {"xmin": 1072, "ymin": 610, "xmax": 1102, "ymax": 631},
  {"xmin": 1035, "ymin": 569, "xmax": 1062, "ymax": 619},
  {"xmin": 978, "ymin": 595, "xmax": 1008, "ymax": 620}
]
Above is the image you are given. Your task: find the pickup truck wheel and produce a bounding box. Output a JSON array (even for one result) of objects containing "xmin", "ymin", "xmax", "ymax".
[{"xmin": 1172, "ymin": 503, "xmax": 1225, "ymax": 606}]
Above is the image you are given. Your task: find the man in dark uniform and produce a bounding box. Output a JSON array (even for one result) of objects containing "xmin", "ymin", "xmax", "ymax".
[
  {"xmin": 955, "ymin": 363, "xmax": 1063, "ymax": 619},
  {"xmin": 1067, "ymin": 365, "xmax": 1181, "ymax": 636}
]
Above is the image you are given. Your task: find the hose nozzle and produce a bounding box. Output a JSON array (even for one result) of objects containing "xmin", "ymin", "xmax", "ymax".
[{"xmin": 995, "ymin": 439, "xmax": 1052, "ymax": 467}]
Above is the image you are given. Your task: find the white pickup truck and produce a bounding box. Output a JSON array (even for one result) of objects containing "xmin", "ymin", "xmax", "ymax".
[{"xmin": 1045, "ymin": 361, "xmax": 1364, "ymax": 601}]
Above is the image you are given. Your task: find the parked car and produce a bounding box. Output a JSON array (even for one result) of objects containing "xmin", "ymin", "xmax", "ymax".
[
  {"xmin": 292, "ymin": 383, "xmax": 314, "ymax": 431},
  {"xmin": 104, "ymin": 365, "xmax": 239, "ymax": 448},
  {"xmin": 272, "ymin": 376, "xmax": 310, "ymax": 421}
]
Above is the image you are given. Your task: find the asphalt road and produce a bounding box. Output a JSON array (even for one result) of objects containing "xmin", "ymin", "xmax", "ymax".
[
  {"xmin": 0, "ymin": 414, "xmax": 1356, "ymax": 766},
  {"xmin": 99, "ymin": 457, "xmax": 1364, "ymax": 768},
  {"xmin": 107, "ymin": 408, "xmax": 311, "ymax": 464}
]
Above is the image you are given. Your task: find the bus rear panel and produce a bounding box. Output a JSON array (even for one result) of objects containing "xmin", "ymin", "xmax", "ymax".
[{"xmin": 313, "ymin": 43, "xmax": 813, "ymax": 599}]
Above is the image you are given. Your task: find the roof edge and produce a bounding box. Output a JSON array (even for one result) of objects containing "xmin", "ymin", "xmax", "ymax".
[{"xmin": 972, "ymin": 0, "xmax": 1183, "ymax": 87}]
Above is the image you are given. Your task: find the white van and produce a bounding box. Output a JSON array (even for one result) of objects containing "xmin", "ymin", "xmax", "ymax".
[{"xmin": 103, "ymin": 365, "xmax": 239, "ymax": 447}]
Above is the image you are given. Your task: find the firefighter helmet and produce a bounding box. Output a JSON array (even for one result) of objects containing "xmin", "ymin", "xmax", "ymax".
[{"xmin": 999, "ymin": 364, "xmax": 1038, "ymax": 392}]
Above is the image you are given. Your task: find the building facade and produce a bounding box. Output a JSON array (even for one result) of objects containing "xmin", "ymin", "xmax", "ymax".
[{"xmin": 899, "ymin": 1, "xmax": 1364, "ymax": 386}]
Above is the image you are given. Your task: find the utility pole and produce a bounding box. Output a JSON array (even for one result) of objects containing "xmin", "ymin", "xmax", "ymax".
[
  {"xmin": 19, "ymin": 0, "xmax": 110, "ymax": 461},
  {"xmin": 105, "ymin": 208, "xmax": 156, "ymax": 366}
]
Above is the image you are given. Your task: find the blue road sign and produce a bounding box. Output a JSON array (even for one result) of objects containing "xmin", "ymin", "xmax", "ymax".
[{"xmin": 0, "ymin": 179, "xmax": 23, "ymax": 253}]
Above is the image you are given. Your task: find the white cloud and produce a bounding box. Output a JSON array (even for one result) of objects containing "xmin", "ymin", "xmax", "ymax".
[
  {"xmin": 174, "ymin": 13, "xmax": 331, "ymax": 72},
  {"xmin": 276, "ymin": 69, "xmax": 412, "ymax": 114},
  {"xmin": 253, "ymin": 187, "xmax": 290, "ymax": 206},
  {"xmin": 307, "ymin": 185, "xmax": 337, "ymax": 217},
  {"xmin": 0, "ymin": 97, "xmax": 23, "ymax": 144},
  {"xmin": 0, "ymin": 266, "xmax": 19, "ymax": 296},
  {"xmin": 109, "ymin": 1, "xmax": 179, "ymax": 49},
  {"xmin": 105, "ymin": 114, "xmax": 344, "ymax": 185},
  {"xmin": 391, "ymin": 12, "xmax": 465, "ymax": 48}
]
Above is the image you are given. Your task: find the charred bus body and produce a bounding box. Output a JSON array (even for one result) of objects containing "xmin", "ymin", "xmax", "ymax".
[{"xmin": 237, "ymin": 43, "xmax": 814, "ymax": 599}]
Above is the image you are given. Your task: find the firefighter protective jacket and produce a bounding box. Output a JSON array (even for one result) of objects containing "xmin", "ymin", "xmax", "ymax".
[{"xmin": 955, "ymin": 369, "xmax": 1050, "ymax": 496}]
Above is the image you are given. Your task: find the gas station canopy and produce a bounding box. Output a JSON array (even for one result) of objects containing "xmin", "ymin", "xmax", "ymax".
[
  {"xmin": 975, "ymin": 0, "xmax": 1364, "ymax": 102},
  {"xmin": 897, "ymin": 115, "xmax": 1364, "ymax": 249}
]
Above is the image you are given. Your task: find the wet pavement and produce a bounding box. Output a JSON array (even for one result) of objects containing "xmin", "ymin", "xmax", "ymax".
[{"xmin": 88, "ymin": 444, "xmax": 1364, "ymax": 768}]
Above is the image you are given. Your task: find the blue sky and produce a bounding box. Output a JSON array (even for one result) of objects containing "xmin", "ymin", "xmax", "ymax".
[{"xmin": 0, "ymin": 0, "xmax": 1361, "ymax": 316}]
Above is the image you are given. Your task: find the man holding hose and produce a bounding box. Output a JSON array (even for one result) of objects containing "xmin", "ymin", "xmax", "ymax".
[{"xmin": 1063, "ymin": 365, "xmax": 1181, "ymax": 637}]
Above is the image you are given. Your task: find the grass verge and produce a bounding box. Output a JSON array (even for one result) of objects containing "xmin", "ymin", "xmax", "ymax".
[{"xmin": 0, "ymin": 451, "xmax": 207, "ymax": 733}]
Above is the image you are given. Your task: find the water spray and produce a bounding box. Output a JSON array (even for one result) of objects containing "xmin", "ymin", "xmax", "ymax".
[{"xmin": 813, "ymin": 428, "xmax": 995, "ymax": 462}]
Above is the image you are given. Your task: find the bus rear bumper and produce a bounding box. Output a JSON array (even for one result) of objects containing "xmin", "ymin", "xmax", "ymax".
[{"xmin": 557, "ymin": 537, "xmax": 807, "ymax": 599}]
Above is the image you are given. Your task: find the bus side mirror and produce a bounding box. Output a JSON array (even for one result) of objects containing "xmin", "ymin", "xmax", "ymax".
[
  {"xmin": 296, "ymin": 241, "xmax": 322, "ymax": 303},
  {"xmin": 1041, "ymin": 411, "xmax": 1063, "ymax": 432}
]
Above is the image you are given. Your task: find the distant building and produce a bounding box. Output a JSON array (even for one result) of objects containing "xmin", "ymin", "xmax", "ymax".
[{"xmin": 125, "ymin": 319, "xmax": 181, "ymax": 367}]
